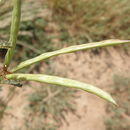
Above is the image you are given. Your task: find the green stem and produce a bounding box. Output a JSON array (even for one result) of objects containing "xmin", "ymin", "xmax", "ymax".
[{"xmin": 4, "ymin": 0, "xmax": 21, "ymax": 68}]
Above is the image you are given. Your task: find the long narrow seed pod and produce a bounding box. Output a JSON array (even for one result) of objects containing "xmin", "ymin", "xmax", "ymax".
[
  {"xmin": 6, "ymin": 73, "xmax": 117, "ymax": 105},
  {"xmin": 12, "ymin": 39, "xmax": 130, "ymax": 72},
  {"xmin": 4, "ymin": 0, "xmax": 21, "ymax": 67}
]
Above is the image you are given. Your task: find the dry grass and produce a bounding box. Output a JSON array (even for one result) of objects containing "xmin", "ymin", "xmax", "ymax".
[{"xmin": 46, "ymin": 0, "xmax": 130, "ymax": 41}]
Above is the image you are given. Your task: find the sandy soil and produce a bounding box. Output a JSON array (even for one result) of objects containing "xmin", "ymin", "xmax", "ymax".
[
  {"xmin": 53, "ymin": 47, "xmax": 130, "ymax": 130},
  {"xmin": 1, "ymin": 0, "xmax": 130, "ymax": 130},
  {"xmin": 0, "ymin": 47, "xmax": 130, "ymax": 130}
]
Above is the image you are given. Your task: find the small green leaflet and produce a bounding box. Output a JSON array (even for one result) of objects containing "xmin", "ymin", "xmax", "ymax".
[
  {"xmin": 0, "ymin": 41, "xmax": 12, "ymax": 49},
  {"xmin": 0, "ymin": 79, "xmax": 23, "ymax": 88}
]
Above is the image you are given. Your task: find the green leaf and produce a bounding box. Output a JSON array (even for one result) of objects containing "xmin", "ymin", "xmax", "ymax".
[
  {"xmin": 12, "ymin": 39, "xmax": 130, "ymax": 72},
  {"xmin": 0, "ymin": 42, "xmax": 12, "ymax": 49},
  {"xmin": 6, "ymin": 73, "xmax": 117, "ymax": 105}
]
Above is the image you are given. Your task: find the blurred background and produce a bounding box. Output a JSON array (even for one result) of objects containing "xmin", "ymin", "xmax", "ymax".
[{"xmin": 0, "ymin": 0, "xmax": 130, "ymax": 130}]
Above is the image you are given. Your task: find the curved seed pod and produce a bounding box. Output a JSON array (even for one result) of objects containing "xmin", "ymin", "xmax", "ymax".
[
  {"xmin": 6, "ymin": 73, "xmax": 117, "ymax": 105},
  {"xmin": 12, "ymin": 39, "xmax": 130, "ymax": 72}
]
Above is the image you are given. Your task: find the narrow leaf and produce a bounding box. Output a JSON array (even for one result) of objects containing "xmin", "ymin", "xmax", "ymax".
[
  {"xmin": 12, "ymin": 39, "xmax": 130, "ymax": 72},
  {"xmin": 0, "ymin": 41, "xmax": 12, "ymax": 49},
  {"xmin": 6, "ymin": 73, "xmax": 117, "ymax": 105}
]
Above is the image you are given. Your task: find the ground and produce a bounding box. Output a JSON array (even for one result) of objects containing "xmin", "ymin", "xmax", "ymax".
[{"xmin": 1, "ymin": 46, "xmax": 130, "ymax": 130}]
